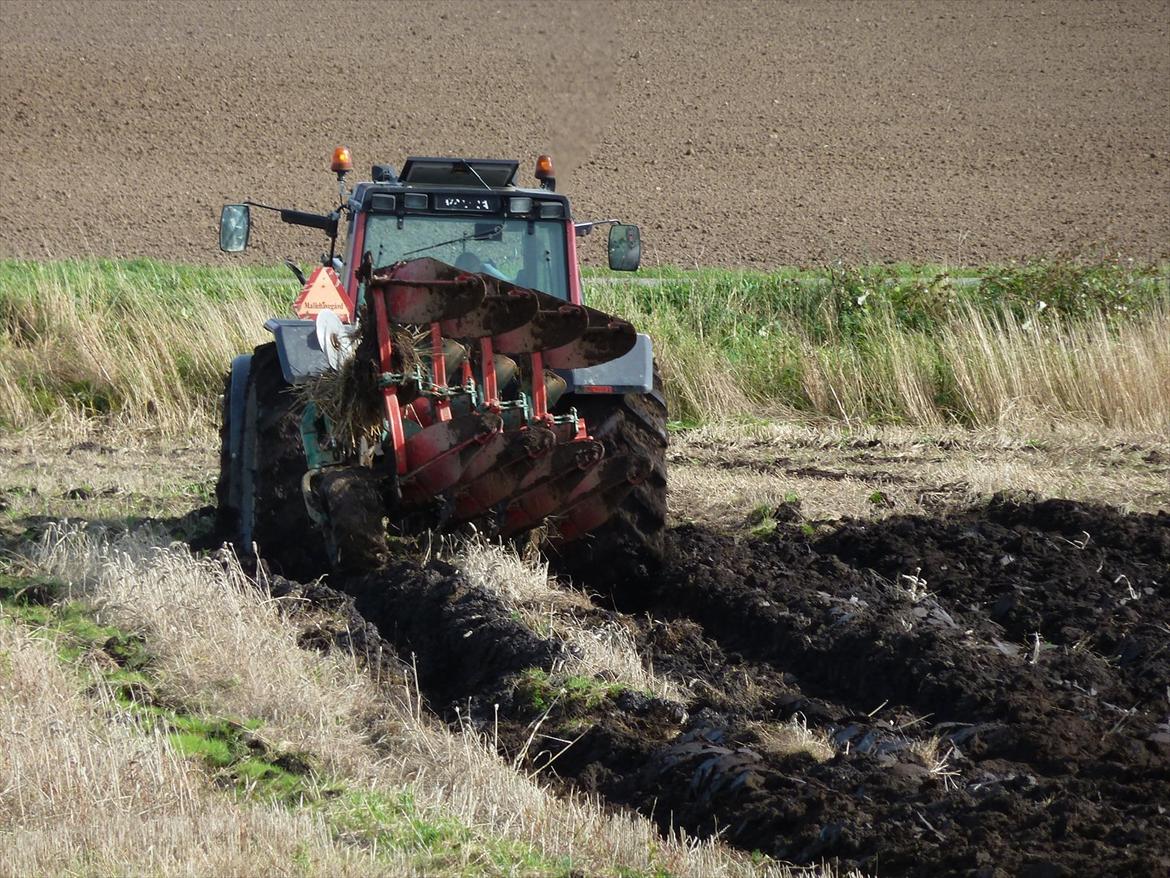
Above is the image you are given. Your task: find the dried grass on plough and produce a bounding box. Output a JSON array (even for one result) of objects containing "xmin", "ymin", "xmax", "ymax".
[{"xmin": 295, "ymin": 321, "xmax": 422, "ymax": 454}]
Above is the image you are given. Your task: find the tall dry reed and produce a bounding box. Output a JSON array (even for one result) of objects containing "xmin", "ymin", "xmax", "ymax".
[
  {"xmin": 0, "ymin": 259, "xmax": 284, "ymax": 435},
  {"xmin": 4, "ymin": 258, "xmax": 1164, "ymax": 435}
]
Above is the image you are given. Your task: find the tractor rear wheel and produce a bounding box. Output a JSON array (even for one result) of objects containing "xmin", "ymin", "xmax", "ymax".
[
  {"xmin": 552, "ymin": 375, "xmax": 668, "ymax": 592},
  {"xmin": 232, "ymin": 343, "xmax": 330, "ymax": 579},
  {"xmin": 216, "ymin": 343, "xmax": 390, "ymax": 579},
  {"xmin": 213, "ymin": 371, "xmax": 239, "ymax": 543}
]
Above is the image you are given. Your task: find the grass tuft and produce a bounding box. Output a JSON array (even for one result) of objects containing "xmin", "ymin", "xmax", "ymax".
[{"xmin": 515, "ymin": 666, "xmax": 627, "ymax": 715}]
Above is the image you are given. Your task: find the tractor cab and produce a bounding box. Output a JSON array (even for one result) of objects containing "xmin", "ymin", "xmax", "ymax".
[
  {"xmin": 219, "ymin": 152, "xmax": 642, "ymax": 310},
  {"xmin": 343, "ymin": 157, "xmax": 578, "ymax": 303}
]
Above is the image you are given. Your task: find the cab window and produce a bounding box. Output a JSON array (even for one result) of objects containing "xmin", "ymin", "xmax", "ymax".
[{"xmin": 363, "ymin": 213, "xmax": 569, "ymax": 299}]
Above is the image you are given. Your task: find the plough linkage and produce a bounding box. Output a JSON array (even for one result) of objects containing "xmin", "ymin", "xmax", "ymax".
[{"xmin": 359, "ymin": 256, "xmax": 639, "ymax": 540}]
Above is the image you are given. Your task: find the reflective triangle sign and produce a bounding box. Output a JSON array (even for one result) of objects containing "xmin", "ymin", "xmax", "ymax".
[{"xmin": 292, "ymin": 266, "xmax": 354, "ymax": 323}]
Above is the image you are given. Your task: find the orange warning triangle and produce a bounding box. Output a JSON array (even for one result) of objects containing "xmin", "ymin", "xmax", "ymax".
[{"xmin": 292, "ymin": 266, "xmax": 354, "ymax": 322}]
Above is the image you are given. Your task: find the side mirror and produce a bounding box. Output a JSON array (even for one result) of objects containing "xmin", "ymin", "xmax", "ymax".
[
  {"xmin": 608, "ymin": 223, "xmax": 641, "ymax": 271},
  {"xmin": 219, "ymin": 204, "xmax": 251, "ymax": 252}
]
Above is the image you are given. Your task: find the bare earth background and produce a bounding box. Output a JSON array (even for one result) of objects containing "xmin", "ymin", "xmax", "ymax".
[{"xmin": 1, "ymin": 0, "xmax": 1167, "ymax": 268}]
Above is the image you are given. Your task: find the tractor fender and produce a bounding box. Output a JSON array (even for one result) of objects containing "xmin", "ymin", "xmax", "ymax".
[
  {"xmin": 264, "ymin": 317, "xmax": 330, "ymax": 385},
  {"xmin": 556, "ymin": 333, "xmax": 660, "ymax": 403}
]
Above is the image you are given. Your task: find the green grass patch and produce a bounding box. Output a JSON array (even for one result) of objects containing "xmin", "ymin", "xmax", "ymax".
[
  {"xmin": 515, "ymin": 667, "xmax": 626, "ymax": 715},
  {"xmin": 3, "ymin": 256, "xmax": 1166, "ymax": 431},
  {"xmin": 745, "ymin": 493, "xmax": 803, "ymax": 538},
  {"xmin": 0, "ymin": 572, "xmax": 150, "ymax": 666},
  {"xmin": 158, "ymin": 710, "xmax": 325, "ymax": 804},
  {"xmin": 746, "ymin": 505, "xmax": 780, "ymax": 538},
  {"xmin": 583, "ymin": 258, "xmax": 1165, "ymax": 325},
  {"xmin": 0, "ymin": 257, "xmax": 294, "ymax": 309},
  {"xmin": 324, "ymin": 788, "xmax": 576, "ymax": 874}
]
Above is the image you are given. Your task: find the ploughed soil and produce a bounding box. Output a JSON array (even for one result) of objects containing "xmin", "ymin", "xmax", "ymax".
[
  {"xmin": 259, "ymin": 495, "xmax": 1170, "ymax": 877},
  {"xmin": 3, "ymin": 1, "xmax": 1169, "ymax": 266}
]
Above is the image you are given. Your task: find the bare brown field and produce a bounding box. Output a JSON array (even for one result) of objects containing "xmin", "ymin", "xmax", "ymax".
[{"xmin": 2, "ymin": 0, "xmax": 1168, "ymax": 266}]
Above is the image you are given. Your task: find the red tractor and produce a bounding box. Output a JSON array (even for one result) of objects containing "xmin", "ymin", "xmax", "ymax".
[{"xmin": 216, "ymin": 149, "xmax": 666, "ymax": 582}]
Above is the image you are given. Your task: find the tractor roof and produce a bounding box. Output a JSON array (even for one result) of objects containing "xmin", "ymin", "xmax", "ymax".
[
  {"xmin": 398, "ymin": 157, "xmax": 519, "ymax": 188},
  {"xmin": 349, "ymin": 156, "xmax": 570, "ymax": 215}
]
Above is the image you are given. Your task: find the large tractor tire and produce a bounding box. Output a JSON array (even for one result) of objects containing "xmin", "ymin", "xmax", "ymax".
[
  {"xmin": 213, "ymin": 371, "xmax": 239, "ymax": 542},
  {"xmin": 219, "ymin": 343, "xmax": 330, "ymax": 579},
  {"xmin": 214, "ymin": 342, "xmax": 389, "ymax": 579},
  {"xmin": 552, "ymin": 373, "xmax": 668, "ymax": 593}
]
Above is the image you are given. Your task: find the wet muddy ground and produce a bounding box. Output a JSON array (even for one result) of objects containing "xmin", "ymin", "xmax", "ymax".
[
  {"xmin": 266, "ymin": 495, "xmax": 1169, "ymax": 876},
  {"xmin": 4, "ymin": 433, "xmax": 1168, "ymax": 874}
]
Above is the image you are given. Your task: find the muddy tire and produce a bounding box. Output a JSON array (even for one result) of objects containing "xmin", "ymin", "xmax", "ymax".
[
  {"xmin": 213, "ymin": 371, "xmax": 239, "ymax": 543},
  {"xmin": 553, "ymin": 370, "xmax": 668, "ymax": 592},
  {"xmin": 235, "ymin": 343, "xmax": 330, "ymax": 579},
  {"xmin": 313, "ymin": 467, "xmax": 390, "ymax": 574}
]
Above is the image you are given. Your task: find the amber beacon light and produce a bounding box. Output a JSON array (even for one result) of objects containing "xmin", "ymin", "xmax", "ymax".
[
  {"xmin": 535, "ymin": 154, "xmax": 556, "ymax": 191},
  {"xmin": 331, "ymin": 146, "xmax": 354, "ymax": 174}
]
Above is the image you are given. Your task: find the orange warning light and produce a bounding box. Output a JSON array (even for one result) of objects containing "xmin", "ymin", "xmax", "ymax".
[
  {"xmin": 535, "ymin": 154, "xmax": 554, "ymax": 180},
  {"xmin": 331, "ymin": 146, "xmax": 354, "ymax": 174}
]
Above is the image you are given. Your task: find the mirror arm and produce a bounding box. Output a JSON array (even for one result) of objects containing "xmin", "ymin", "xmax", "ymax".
[
  {"xmin": 241, "ymin": 200, "xmax": 337, "ymax": 235},
  {"xmin": 277, "ymin": 208, "xmax": 337, "ymax": 235},
  {"xmin": 574, "ymin": 218, "xmax": 622, "ymax": 238}
]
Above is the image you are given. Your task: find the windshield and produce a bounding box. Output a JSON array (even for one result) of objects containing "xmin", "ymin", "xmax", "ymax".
[{"xmin": 363, "ymin": 213, "xmax": 569, "ymax": 300}]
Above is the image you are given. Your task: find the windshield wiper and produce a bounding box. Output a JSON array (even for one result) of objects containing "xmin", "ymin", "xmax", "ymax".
[
  {"xmin": 459, "ymin": 159, "xmax": 492, "ymax": 190},
  {"xmin": 399, "ymin": 224, "xmax": 504, "ymax": 258}
]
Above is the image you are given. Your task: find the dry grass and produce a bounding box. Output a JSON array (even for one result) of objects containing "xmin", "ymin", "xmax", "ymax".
[
  {"xmin": 0, "ymin": 616, "xmax": 382, "ymax": 877},
  {"xmin": 905, "ymin": 735, "xmax": 962, "ymax": 790},
  {"xmin": 939, "ymin": 304, "xmax": 1170, "ymax": 432},
  {"xmin": 747, "ymin": 717, "xmax": 835, "ymax": 764},
  {"xmin": 0, "ymin": 428, "xmax": 213, "ymax": 544},
  {"xmin": 443, "ymin": 534, "xmax": 687, "ymax": 703},
  {"xmin": 0, "ymin": 259, "xmax": 278, "ymax": 437},
  {"xmin": 295, "ymin": 357, "xmax": 384, "ymax": 453},
  {"xmin": 668, "ymin": 421, "xmax": 1170, "ymax": 527},
  {"xmin": 754, "ymin": 305, "xmax": 1170, "ymax": 432},
  {"xmin": 291, "ymin": 322, "xmax": 421, "ymax": 454},
  {"xmin": 15, "ymin": 523, "xmax": 815, "ymax": 877}
]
